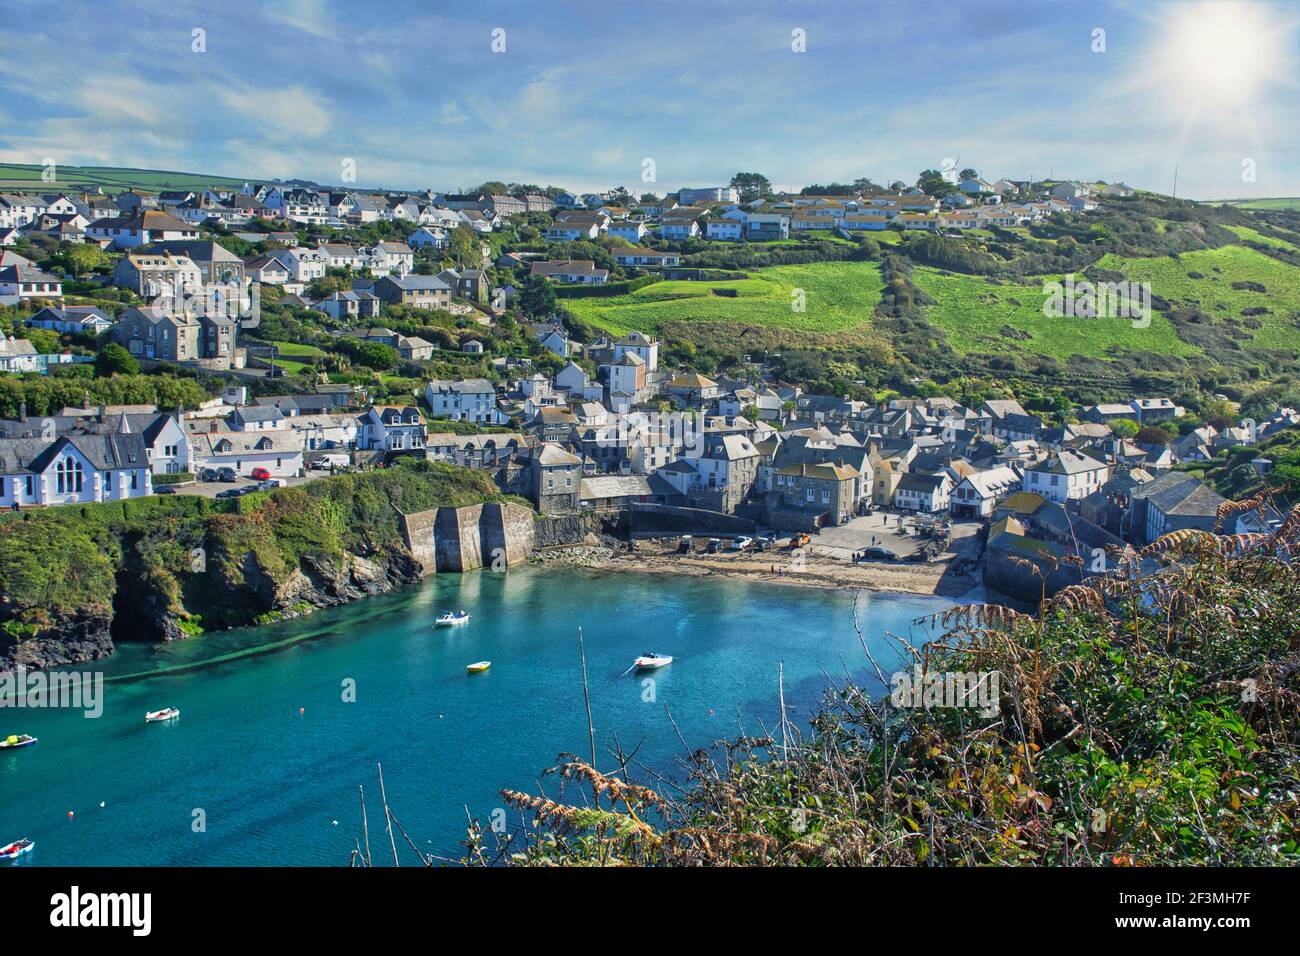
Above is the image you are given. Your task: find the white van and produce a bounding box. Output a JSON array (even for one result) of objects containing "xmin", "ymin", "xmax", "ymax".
[{"xmin": 311, "ymin": 453, "xmax": 350, "ymax": 470}]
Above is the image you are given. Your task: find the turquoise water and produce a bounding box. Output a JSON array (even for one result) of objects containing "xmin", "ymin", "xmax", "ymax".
[{"xmin": 0, "ymin": 568, "xmax": 949, "ymax": 866}]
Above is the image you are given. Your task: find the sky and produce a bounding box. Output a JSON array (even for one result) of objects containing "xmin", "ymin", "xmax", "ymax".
[{"xmin": 0, "ymin": 0, "xmax": 1297, "ymax": 199}]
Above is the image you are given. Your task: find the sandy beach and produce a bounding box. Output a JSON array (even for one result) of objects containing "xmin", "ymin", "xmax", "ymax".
[{"xmin": 533, "ymin": 518, "xmax": 987, "ymax": 599}]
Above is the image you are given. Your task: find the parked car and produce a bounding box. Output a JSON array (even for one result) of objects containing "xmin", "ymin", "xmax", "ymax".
[
  {"xmin": 730, "ymin": 536, "xmax": 754, "ymax": 551},
  {"xmin": 755, "ymin": 534, "xmax": 776, "ymax": 552},
  {"xmin": 677, "ymin": 535, "xmax": 693, "ymax": 554},
  {"xmin": 198, "ymin": 468, "xmax": 218, "ymax": 482},
  {"xmin": 156, "ymin": 485, "xmax": 177, "ymax": 495},
  {"xmin": 215, "ymin": 488, "xmax": 242, "ymax": 500},
  {"xmin": 249, "ymin": 467, "xmax": 272, "ymax": 481},
  {"xmin": 704, "ymin": 537, "xmax": 723, "ymax": 554},
  {"xmin": 257, "ymin": 478, "xmax": 286, "ymax": 490},
  {"xmin": 861, "ymin": 546, "xmax": 898, "ymax": 562},
  {"xmin": 216, "ymin": 467, "xmax": 237, "ymax": 483}
]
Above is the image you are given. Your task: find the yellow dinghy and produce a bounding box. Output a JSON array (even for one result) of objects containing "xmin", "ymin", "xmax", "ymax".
[{"xmin": 466, "ymin": 661, "xmax": 491, "ymax": 674}]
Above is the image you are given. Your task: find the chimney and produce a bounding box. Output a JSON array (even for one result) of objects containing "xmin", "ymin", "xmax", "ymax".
[
  {"xmin": 18, "ymin": 402, "xmax": 26, "ymax": 423},
  {"xmin": 98, "ymin": 403, "xmax": 106, "ymax": 424}
]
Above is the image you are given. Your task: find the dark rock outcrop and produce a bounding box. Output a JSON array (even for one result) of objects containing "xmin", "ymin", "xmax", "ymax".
[{"xmin": 1, "ymin": 609, "xmax": 115, "ymax": 670}]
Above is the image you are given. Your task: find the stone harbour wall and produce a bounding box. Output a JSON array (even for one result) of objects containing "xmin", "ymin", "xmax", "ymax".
[{"xmin": 400, "ymin": 502, "xmax": 538, "ymax": 574}]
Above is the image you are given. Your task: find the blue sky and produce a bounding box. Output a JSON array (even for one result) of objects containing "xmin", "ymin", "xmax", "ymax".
[{"xmin": 1, "ymin": 0, "xmax": 1296, "ymax": 198}]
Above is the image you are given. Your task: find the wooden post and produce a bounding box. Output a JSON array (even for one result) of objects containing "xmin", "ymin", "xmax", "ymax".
[
  {"xmin": 377, "ymin": 762, "xmax": 400, "ymax": 867},
  {"xmin": 577, "ymin": 626, "xmax": 597, "ymax": 770},
  {"xmin": 359, "ymin": 784, "xmax": 372, "ymax": 867}
]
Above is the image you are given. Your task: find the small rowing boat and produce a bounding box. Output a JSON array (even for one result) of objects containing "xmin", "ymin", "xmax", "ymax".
[
  {"xmin": 634, "ymin": 653, "xmax": 673, "ymax": 671},
  {"xmin": 144, "ymin": 708, "xmax": 180, "ymax": 723},
  {"xmin": 466, "ymin": 661, "xmax": 491, "ymax": 673},
  {"xmin": 435, "ymin": 610, "xmax": 471, "ymax": 627},
  {"xmin": 0, "ymin": 734, "xmax": 37, "ymax": 750},
  {"xmin": 0, "ymin": 838, "xmax": 34, "ymax": 861}
]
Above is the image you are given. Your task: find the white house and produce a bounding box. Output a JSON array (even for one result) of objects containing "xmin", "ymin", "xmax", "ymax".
[
  {"xmin": 407, "ymin": 227, "xmax": 449, "ymax": 250},
  {"xmin": 359, "ymin": 405, "xmax": 426, "ymax": 451},
  {"xmin": 0, "ymin": 433, "xmax": 152, "ymax": 507},
  {"xmin": 612, "ymin": 331, "xmax": 659, "ymax": 371},
  {"xmin": 894, "ymin": 472, "xmax": 952, "ymax": 513},
  {"xmin": 950, "ymin": 465, "xmax": 1021, "ymax": 519},
  {"xmin": 607, "ymin": 221, "xmax": 647, "ymax": 243},
  {"xmin": 86, "ymin": 210, "xmax": 198, "ymax": 249},
  {"xmin": 0, "ymin": 264, "xmax": 63, "ymax": 301},
  {"xmin": 26, "ymin": 305, "xmax": 113, "ymax": 335},
  {"xmin": 705, "ymin": 219, "xmax": 744, "ymax": 241},
  {"xmin": 424, "ymin": 379, "xmax": 500, "ymax": 424},
  {"xmin": 189, "ymin": 428, "xmax": 304, "ymax": 478},
  {"xmin": 1021, "ymin": 450, "xmax": 1109, "ymax": 503}
]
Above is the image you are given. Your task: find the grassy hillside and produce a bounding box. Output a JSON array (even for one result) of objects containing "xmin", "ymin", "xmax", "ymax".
[
  {"xmin": 911, "ymin": 266, "xmax": 1196, "ymax": 361},
  {"xmin": 565, "ymin": 261, "xmax": 886, "ymax": 346},
  {"xmin": 1217, "ymin": 197, "xmax": 1300, "ymax": 211},
  {"xmin": 1095, "ymin": 245, "xmax": 1300, "ymax": 352},
  {"xmin": 0, "ymin": 162, "xmax": 252, "ymax": 194}
]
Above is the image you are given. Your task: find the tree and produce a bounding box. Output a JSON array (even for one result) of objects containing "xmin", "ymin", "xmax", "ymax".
[
  {"xmin": 354, "ymin": 341, "xmax": 398, "ymax": 370},
  {"xmin": 916, "ymin": 169, "xmax": 956, "ymax": 196},
  {"xmin": 56, "ymin": 243, "xmax": 106, "ymax": 278},
  {"xmin": 519, "ymin": 275, "xmax": 557, "ymax": 318},
  {"xmin": 1136, "ymin": 425, "xmax": 1174, "ymax": 446},
  {"xmin": 1110, "ymin": 418, "xmax": 1140, "ymax": 439},
  {"xmin": 95, "ymin": 343, "xmax": 139, "ymax": 377},
  {"xmin": 959, "ymin": 168, "xmax": 979, "ymax": 182},
  {"xmin": 729, "ymin": 172, "xmax": 772, "ymax": 203}
]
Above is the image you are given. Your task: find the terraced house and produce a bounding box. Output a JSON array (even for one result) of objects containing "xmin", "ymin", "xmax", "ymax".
[
  {"xmin": 769, "ymin": 461, "xmax": 861, "ymax": 528},
  {"xmin": 372, "ymin": 275, "xmax": 452, "ymax": 309}
]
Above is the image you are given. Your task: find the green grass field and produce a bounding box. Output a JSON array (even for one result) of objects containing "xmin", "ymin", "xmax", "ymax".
[
  {"xmin": 912, "ymin": 267, "xmax": 1197, "ymax": 361},
  {"xmin": 267, "ymin": 340, "xmax": 326, "ymax": 359},
  {"xmin": 565, "ymin": 261, "xmax": 885, "ymax": 338},
  {"xmin": 1216, "ymin": 197, "xmax": 1300, "ymax": 211},
  {"xmin": 0, "ymin": 163, "xmax": 251, "ymax": 195},
  {"xmin": 1225, "ymin": 224, "xmax": 1300, "ymax": 254},
  {"xmin": 1096, "ymin": 245, "xmax": 1300, "ymax": 351}
]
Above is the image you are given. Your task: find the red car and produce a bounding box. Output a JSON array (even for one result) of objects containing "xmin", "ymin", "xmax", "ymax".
[{"xmin": 249, "ymin": 467, "xmax": 271, "ymax": 481}]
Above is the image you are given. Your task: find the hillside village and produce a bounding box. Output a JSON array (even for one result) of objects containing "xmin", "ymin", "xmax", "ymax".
[{"xmin": 0, "ymin": 171, "xmax": 1296, "ymax": 603}]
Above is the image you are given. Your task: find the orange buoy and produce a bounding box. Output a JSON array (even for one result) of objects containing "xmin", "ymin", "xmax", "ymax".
[
  {"xmin": 298, "ymin": 707, "xmax": 305, "ymax": 715},
  {"xmin": 67, "ymin": 811, "xmax": 74, "ymax": 819}
]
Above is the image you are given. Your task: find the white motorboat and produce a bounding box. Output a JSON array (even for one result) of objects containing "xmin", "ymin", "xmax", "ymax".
[
  {"xmin": 634, "ymin": 653, "xmax": 673, "ymax": 670},
  {"xmin": 435, "ymin": 611, "xmax": 471, "ymax": 627},
  {"xmin": 0, "ymin": 838, "xmax": 33, "ymax": 860},
  {"xmin": 144, "ymin": 708, "xmax": 180, "ymax": 723}
]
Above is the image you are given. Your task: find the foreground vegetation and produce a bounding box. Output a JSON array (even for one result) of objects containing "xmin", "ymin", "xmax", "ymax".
[{"xmin": 475, "ymin": 501, "xmax": 1300, "ymax": 866}]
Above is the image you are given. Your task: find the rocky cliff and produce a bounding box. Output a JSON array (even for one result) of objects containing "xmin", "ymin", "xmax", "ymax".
[{"xmin": 0, "ymin": 461, "xmax": 513, "ymax": 671}]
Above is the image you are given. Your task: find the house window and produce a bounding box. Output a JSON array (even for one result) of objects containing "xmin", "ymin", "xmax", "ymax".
[{"xmin": 56, "ymin": 457, "xmax": 84, "ymax": 494}]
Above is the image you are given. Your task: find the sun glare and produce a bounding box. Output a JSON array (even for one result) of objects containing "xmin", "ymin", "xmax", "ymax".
[{"xmin": 1153, "ymin": 2, "xmax": 1287, "ymax": 112}]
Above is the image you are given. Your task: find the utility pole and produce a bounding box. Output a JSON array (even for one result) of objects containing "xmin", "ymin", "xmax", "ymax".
[{"xmin": 1172, "ymin": 163, "xmax": 1179, "ymax": 199}]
